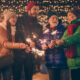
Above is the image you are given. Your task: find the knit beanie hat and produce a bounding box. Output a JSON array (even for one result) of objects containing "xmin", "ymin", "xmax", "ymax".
[
  {"xmin": 27, "ymin": 1, "xmax": 36, "ymax": 12},
  {"xmin": 48, "ymin": 11, "xmax": 58, "ymax": 19},
  {"xmin": 3, "ymin": 9, "xmax": 17, "ymax": 21},
  {"xmin": 70, "ymin": 9, "xmax": 80, "ymax": 18}
]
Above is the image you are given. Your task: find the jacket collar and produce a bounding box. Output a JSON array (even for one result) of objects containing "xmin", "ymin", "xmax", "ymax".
[{"xmin": 71, "ymin": 18, "xmax": 80, "ymax": 24}]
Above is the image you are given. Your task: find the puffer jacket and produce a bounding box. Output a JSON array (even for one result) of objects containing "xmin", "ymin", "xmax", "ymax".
[
  {"xmin": 62, "ymin": 19, "xmax": 80, "ymax": 69},
  {"xmin": 14, "ymin": 13, "xmax": 43, "ymax": 56},
  {"xmin": 41, "ymin": 19, "xmax": 67, "ymax": 69},
  {"xmin": 0, "ymin": 25, "xmax": 24, "ymax": 57}
]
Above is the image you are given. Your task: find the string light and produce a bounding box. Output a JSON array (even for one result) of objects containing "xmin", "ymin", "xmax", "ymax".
[{"xmin": 0, "ymin": 0, "xmax": 80, "ymax": 22}]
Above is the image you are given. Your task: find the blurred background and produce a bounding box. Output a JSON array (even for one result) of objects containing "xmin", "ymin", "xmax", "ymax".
[{"xmin": 0, "ymin": 0, "xmax": 80, "ymax": 23}]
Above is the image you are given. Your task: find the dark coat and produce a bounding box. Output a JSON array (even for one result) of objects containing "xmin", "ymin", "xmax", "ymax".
[
  {"xmin": 14, "ymin": 13, "xmax": 43, "ymax": 60},
  {"xmin": 41, "ymin": 20, "xmax": 67, "ymax": 69}
]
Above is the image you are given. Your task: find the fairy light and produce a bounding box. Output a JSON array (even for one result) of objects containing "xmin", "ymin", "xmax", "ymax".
[
  {"xmin": 0, "ymin": 0, "xmax": 80, "ymax": 22},
  {"xmin": 26, "ymin": 38, "xmax": 32, "ymax": 43}
]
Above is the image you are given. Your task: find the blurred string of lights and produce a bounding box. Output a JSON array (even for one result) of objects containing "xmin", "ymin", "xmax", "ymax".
[{"xmin": 0, "ymin": 0, "xmax": 80, "ymax": 22}]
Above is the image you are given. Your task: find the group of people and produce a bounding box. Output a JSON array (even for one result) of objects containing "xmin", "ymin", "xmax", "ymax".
[{"xmin": 0, "ymin": 1, "xmax": 80, "ymax": 80}]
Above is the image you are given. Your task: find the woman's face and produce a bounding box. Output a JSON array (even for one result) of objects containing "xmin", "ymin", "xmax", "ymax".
[
  {"xmin": 9, "ymin": 16, "xmax": 17, "ymax": 26},
  {"xmin": 67, "ymin": 12, "xmax": 77, "ymax": 24}
]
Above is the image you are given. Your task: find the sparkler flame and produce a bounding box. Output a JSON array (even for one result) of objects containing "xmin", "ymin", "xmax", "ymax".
[
  {"xmin": 25, "ymin": 33, "xmax": 45, "ymax": 56},
  {"xmin": 31, "ymin": 47, "xmax": 45, "ymax": 56},
  {"xmin": 39, "ymin": 39, "xmax": 47, "ymax": 44},
  {"xmin": 51, "ymin": 30, "xmax": 58, "ymax": 35},
  {"xmin": 33, "ymin": 34, "xmax": 37, "ymax": 39},
  {"xmin": 38, "ymin": 51, "xmax": 45, "ymax": 56},
  {"xmin": 32, "ymin": 33, "xmax": 37, "ymax": 39},
  {"xmin": 43, "ymin": 29, "xmax": 49, "ymax": 34},
  {"xmin": 26, "ymin": 38, "xmax": 32, "ymax": 43}
]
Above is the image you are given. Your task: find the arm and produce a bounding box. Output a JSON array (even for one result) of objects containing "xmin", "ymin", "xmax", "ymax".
[
  {"xmin": 61, "ymin": 30, "xmax": 67, "ymax": 40},
  {"xmin": 62, "ymin": 26, "xmax": 80, "ymax": 46},
  {"xmin": 3, "ymin": 41, "xmax": 26, "ymax": 49},
  {"xmin": 0, "ymin": 27, "xmax": 26, "ymax": 49}
]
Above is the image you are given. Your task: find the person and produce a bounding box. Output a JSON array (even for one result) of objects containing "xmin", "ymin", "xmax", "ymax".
[
  {"xmin": 56, "ymin": 9, "xmax": 80, "ymax": 80},
  {"xmin": 13, "ymin": 1, "xmax": 43, "ymax": 80},
  {"xmin": 0, "ymin": 9, "xmax": 28, "ymax": 80},
  {"xmin": 41, "ymin": 11, "xmax": 67, "ymax": 80}
]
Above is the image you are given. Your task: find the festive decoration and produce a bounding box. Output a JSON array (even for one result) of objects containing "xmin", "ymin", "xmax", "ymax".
[
  {"xmin": 0, "ymin": 0, "xmax": 80, "ymax": 22},
  {"xmin": 25, "ymin": 33, "xmax": 45, "ymax": 56}
]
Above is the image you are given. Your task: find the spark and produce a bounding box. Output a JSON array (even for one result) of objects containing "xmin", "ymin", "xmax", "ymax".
[{"xmin": 26, "ymin": 38, "xmax": 32, "ymax": 43}]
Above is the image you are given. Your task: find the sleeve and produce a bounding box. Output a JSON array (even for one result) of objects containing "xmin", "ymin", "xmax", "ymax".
[
  {"xmin": 0, "ymin": 27, "xmax": 8, "ymax": 45},
  {"xmin": 62, "ymin": 26, "xmax": 80, "ymax": 46},
  {"xmin": 61, "ymin": 30, "xmax": 67, "ymax": 40},
  {"xmin": 3, "ymin": 42, "xmax": 25, "ymax": 49},
  {"xmin": 0, "ymin": 26, "xmax": 25, "ymax": 49}
]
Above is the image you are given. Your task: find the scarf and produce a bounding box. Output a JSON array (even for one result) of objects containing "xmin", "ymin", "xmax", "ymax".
[{"xmin": 66, "ymin": 23, "xmax": 80, "ymax": 58}]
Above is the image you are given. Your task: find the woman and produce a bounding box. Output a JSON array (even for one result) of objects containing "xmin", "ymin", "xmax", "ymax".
[
  {"xmin": 56, "ymin": 9, "xmax": 80, "ymax": 80},
  {"xmin": 0, "ymin": 9, "xmax": 28, "ymax": 80}
]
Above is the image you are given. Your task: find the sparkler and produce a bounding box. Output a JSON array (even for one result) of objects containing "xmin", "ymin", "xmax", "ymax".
[
  {"xmin": 43, "ymin": 29, "xmax": 49, "ymax": 34},
  {"xmin": 26, "ymin": 33, "xmax": 37, "ymax": 43},
  {"xmin": 32, "ymin": 33, "xmax": 37, "ymax": 39},
  {"xmin": 26, "ymin": 38, "xmax": 32, "ymax": 43},
  {"xmin": 39, "ymin": 39, "xmax": 47, "ymax": 44},
  {"xmin": 51, "ymin": 30, "xmax": 59, "ymax": 35},
  {"xmin": 43, "ymin": 28, "xmax": 59, "ymax": 36},
  {"xmin": 31, "ymin": 47, "xmax": 45, "ymax": 56},
  {"xmin": 25, "ymin": 34, "xmax": 45, "ymax": 56}
]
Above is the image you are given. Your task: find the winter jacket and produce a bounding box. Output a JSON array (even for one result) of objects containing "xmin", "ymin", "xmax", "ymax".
[
  {"xmin": 0, "ymin": 25, "xmax": 25, "ymax": 57},
  {"xmin": 62, "ymin": 19, "xmax": 80, "ymax": 69},
  {"xmin": 14, "ymin": 13, "xmax": 43, "ymax": 59},
  {"xmin": 41, "ymin": 19, "xmax": 67, "ymax": 69}
]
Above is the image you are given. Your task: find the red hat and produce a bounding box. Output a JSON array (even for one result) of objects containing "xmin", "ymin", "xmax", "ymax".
[{"xmin": 27, "ymin": 1, "xmax": 36, "ymax": 12}]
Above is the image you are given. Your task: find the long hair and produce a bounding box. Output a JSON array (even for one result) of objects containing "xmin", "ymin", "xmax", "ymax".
[{"xmin": 7, "ymin": 21, "xmax": 12, "ymax": 41}]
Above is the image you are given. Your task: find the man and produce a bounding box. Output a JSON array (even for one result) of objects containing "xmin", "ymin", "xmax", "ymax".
[
  {"xmin": 41, "ymin": 11, "xmax": 68, "ymax": 80},
  {"xmin": 13, "ymin": 1, "xmax": 43, "ymax": 80}
]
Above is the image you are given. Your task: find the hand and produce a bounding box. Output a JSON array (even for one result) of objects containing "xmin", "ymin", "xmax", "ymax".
[
  {"xmin": 29, "ymin": 41, "xmax": 35, "ymax": 48},
  {"xmin": 25, "ymin": 46, "xmax": 31, "ymax": 53},
  {"xmin": 42, "ymin": 44, "xmax": 48, "ymax": 50},
  {"xmin": 19, "ymin": 43, "xmax": 27, "ymax": 49},
  {"xmin": 56, "ymin": 40, "xmax": 64, "ymax": 45},
  {"xmin": 48, "ymin": 40, "xmax": 56, "ymax": 49}
]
